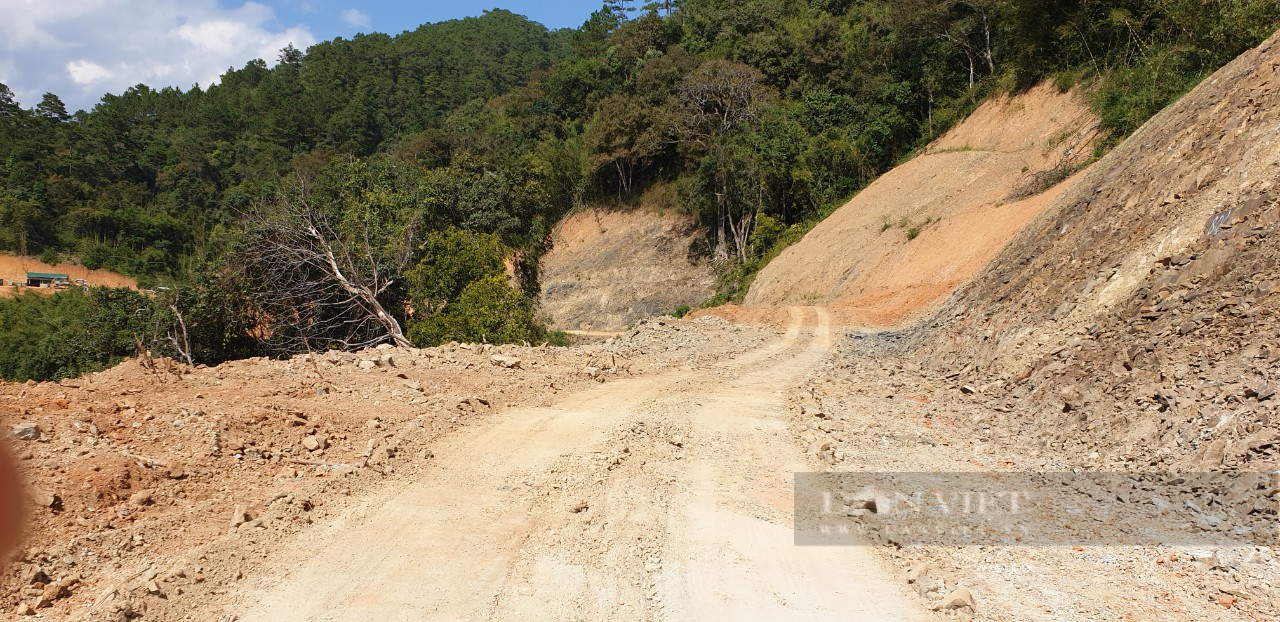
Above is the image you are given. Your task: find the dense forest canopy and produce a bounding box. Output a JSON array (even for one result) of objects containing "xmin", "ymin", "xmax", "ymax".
[{"xmin": 0, "ymin": 1, "xmax": 1277, "ymax": 380}]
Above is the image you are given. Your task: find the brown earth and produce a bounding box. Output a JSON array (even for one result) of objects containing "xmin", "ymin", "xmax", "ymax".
[
  {"xmin": 907, "ymin": 28, "xmax": 1280, "ymax": 474},
  {"xmin": 783, "ymin": 29, "xmax": 1280, "ymax": 622},
  {"xmin": 539, "ymin": 205, "xmax": 716, "ymax": 332},
  {"xmin": 6, "ymin": 309, "xmax": 1267, "ymax": 621},
  {"xmin": 0, "ymin": 256, "xmax": 137, "ymax": 296},
  {"xmin": 687, "ymin": 302, "xmax": 793, "ymax": 328},
  {"xmin": 5, "ymin": 30, "xmax": 1280, "ymax": 622},
  {"xmin": 1, "ymin": 316, "xmax": 807, "ymax": 620},
  {"xmin": 744, "ymin": 82, "xmax": 1099, "ymax": 326}
]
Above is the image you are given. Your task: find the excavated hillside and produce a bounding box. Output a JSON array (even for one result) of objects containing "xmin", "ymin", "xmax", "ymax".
[
  {"xmin": 8, "ymin": 31, "xmax": 1280, "ymax": 622},
  {"xmin": 539, "ymin": 206, "xmax": 715, "ymax": 332},
  {"xmin": 745, "ymin": 83, "xmax": 1099, "ymax": 325},
  {"xmin": 907, "ymin": 29, "xmax": 1280, "ymax": 473},
  {"xmin": 0, "ymin": 256, "xmax": 136, "ymax": 296}
]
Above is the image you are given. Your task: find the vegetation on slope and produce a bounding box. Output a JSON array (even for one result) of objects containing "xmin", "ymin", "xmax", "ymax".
[{"xmin": 0, "ymin": 1, "xmax": 1276, "ymax": 379}]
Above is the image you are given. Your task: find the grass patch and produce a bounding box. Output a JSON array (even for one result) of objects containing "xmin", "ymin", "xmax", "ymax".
[
  {"xmin": 1008, "ymin": 161, "xmax": 1090, "ymax": 201},
  {"xmin": 545, "ymin": 329, "xmax": 571, "ymax": 347}
]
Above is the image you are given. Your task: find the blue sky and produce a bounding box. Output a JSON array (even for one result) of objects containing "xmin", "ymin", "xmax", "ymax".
[
  {"xmin": 266, "ymin": 1, "xmax": 605, "ymax": 37},
  {"xmin": 0, "ymin": 0, "xmax": 606, "ymax": 112}
]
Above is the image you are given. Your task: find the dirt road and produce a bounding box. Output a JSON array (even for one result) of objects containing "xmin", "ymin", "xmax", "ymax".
[{"xmin": 230, "ymin": 307, "xmax": 926, "ymax": 621}]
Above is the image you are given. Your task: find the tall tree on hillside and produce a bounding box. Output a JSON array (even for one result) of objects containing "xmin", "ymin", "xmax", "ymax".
[
  {"xmin": 0, "ymin": 84, "xmax": 20, "ymax": 118},
  {"xmin": 894, "ymin": 0, "xmax": 999, "ymax": 89},
  {"xmin": 585, "ymin": 93, "xmax": 670, "ymax": 197},
  {"xmin": 35, "ymin": 93, "xmax": 69, "ymax": 122},
  {"xmin": 676, "ymin": 60, "xmax": 772, "ymax": 263}
]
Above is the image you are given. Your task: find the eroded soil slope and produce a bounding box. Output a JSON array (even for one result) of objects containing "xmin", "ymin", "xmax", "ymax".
[
  {"xmin": 910, "ymin": 29, "xmax": 1280, "ymax": 474},
  {"xmin": 539, "ymin": 207, "xmax": 715, "ymax": 331},
  {"xmin": 744, "ymin": 83, "xmax": 1099, "ymax": 325}
]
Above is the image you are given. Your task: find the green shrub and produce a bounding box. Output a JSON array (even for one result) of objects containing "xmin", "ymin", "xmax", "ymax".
[
  {"xmin": 748, "ymin": 213, "xmax": 785, "ymax": 257},
  {"xmin": 407, "ymin": 227, "xmax": 506, "ymax": 315},
  {"xmin": 1092, "ymin": 47, "xmax": 1212, "ymax": 141},
  {"xmin": 409, "ymin": 276, "xmax": 544, "ymax": 346},
  {"xmin": 0, "ymin": 287, "xmax": 158, "ymax": 381},
  {"xmin": 545, "ymin": 330, "xmax": 572, "ymax": 347}
]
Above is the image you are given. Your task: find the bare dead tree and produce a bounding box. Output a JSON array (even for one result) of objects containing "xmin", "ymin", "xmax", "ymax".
[
  {"xmin": 240, "ymin": 177, "xmax": 414, "ymax": 353},
  {"xmin": 166, "ymin": 298, "xmax": 194, "ymax": 366}
]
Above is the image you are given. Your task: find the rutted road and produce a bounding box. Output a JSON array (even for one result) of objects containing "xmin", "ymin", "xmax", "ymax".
[{"xmin": 232, "ymin": 307, "xmax": 926, "ymax": 621}]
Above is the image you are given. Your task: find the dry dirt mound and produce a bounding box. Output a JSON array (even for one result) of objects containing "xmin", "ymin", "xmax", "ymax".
[
  {"xmin": 744, "ymin": 83, "xmax": 1099, "ymax": 325},
  {"xmin": 907, "ymin": 29, "xmax": 1280, "ymax": 474},
  {"xmin": 0, "ymin": 316, "xmax": 774, "ymax": 620},
  {"xmin": 539, "ymin": 206, "xmax": 715, "ymax": 331},
  {"xmin": 0, "ymin": 255, "xmax": 137, "ymax": 296}
]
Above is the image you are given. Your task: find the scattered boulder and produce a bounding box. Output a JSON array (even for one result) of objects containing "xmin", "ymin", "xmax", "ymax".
[
  {"xmin": 1246, "ymin": 382, "xmax": 1275, "ymax": 401},
  {"xmin": 907, "ymin": 562, "xmax": 935, "ymax": 583},
  {"xmin": 229, "ymin": 505, "xmax": 248, "ymax": 530},
  {"xmin": 11, "ymin": 423, "xmax": 41, "ymax": 441},
  {"xmin": 128, "ymin": 490, "xmax": 154, "ymax": 507},
  {"xmin": 38, "ymin": 578, "xmax": 74, "ymax": 606},
  {"xmin": 30, "ymin": 491, "xmax": 62, "ymax": 511},
  {"xmin": 490, "ymin": 355, "xmax": 522, "ymax": 369},
  {"xmin": 26, "ymin": 567, "xmax": 50, "ymax": 585},
  {"xmin": 302, "ymin": 435, "xmax": 327, "ymax": 452},
  {"xmin": 934, "ymin": 588, "xmax": 976, "ymax": 611}
]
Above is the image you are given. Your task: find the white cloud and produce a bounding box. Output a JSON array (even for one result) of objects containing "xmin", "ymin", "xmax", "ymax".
[
  {"xmin": 0, "ymin": 0, "xmax": 316, "ymax": 111},
  {"xmin": 340, "ymin": 8, "xmax": 370, "ymax": 29},
  {"xmin": 66, "ymin": 60, "xmax": 112, "ymax": 86}
]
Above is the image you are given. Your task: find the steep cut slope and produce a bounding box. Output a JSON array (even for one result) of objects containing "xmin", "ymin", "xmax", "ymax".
[
  {"xmin": 913, "ymin": 30, "xmax": 1280, "ymax": 471},
  {"xmin": 0, "ymin": 255, "xmax": 136, "ymax": 294},
  {"xmin": 539, "ymin": 207, "xmax": 715, "ymax": 331},
  {"xmin": 745, "ymin": 83, "xmax": 1098, "ymax": 325}
]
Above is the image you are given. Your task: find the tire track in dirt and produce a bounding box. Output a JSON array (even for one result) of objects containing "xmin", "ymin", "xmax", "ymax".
[{"xmin": 229, "ymin": 307, "xmax": 926, "ymax": 621}]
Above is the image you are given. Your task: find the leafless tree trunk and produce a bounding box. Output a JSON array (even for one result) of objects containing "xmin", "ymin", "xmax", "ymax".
[
  {"xmin": 167, "ymin": 301, "xmax": 194, "ymax": 366},
  {"xmin": 981, "ymin": 10, "xmax": 994, "ymax": 75},
  {"xmin": 924, "ymin": 0, "xmax": 997, "ymax": 90},
  {"xmin": 936, "ymin": 30, "xmax": 977, "ymax": 89},
  {"xmin": 240, "ymin": 178, "xmax": 414, "ymax": 354}
]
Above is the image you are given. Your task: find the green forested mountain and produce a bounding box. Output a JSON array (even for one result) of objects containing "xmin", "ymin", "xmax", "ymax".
[
  {"xmin": 0, "ymin": 9, "xmax": 560, "ymax": 276},
  {"xmin": 0, "ymin": 1, "xmax": 1277, "ymax": 380}
]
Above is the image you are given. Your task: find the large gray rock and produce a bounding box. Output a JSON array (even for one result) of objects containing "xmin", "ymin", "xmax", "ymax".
[{"xmin": 11, "ymin": 423, "xmax": 41, "ymax": 441}]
